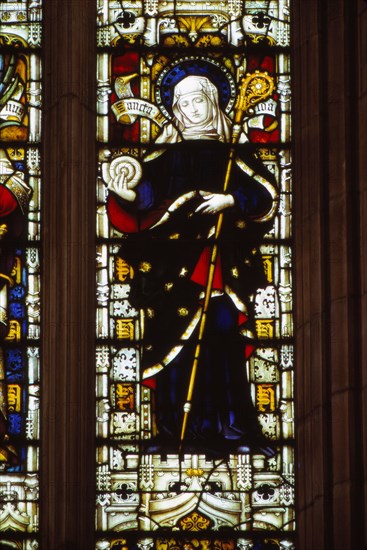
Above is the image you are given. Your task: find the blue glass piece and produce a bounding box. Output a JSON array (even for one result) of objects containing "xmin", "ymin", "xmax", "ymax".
[
  {"xmin": 5, "ymin": 349, "xmax": 24, "ymax": 381},
  {"xmin": 10, "ymin": 303, "xmax": 25, "ymax": 318},
  {"xmin": 14, "ymin": 161, "xmax": 25, "ymax": 171},
  {"xmin": 7, "ymin": 464, "xmax": 22, "ymax": 472},
  {"xmin": 7, "ymin": 446, "xmax": 26, "ymax": 472},
  {"xmin": 10, "ymin": 285, "xmax": 26, "ymax": 300},
  {"xmin": 8, "ymin": 413, "xmax": 22, "ymax": 435},
  {"xmin": 0, "ymin": 54, "xmax": 4, "ymax": 82}
]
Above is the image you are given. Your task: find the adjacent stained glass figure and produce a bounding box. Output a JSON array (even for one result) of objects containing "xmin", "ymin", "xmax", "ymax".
[{"xmin": 0, "ymin": 2, "xmax": 41, "ymax": 546}]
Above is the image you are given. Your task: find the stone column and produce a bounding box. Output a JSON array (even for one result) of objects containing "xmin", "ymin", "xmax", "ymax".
[
  {"xmin": 294, "ymin": 1, "xmax": 367, "ymax": 548},
  {"xmin": 42, "ymin": 1, "xmax": 96, "ymax": 548}
]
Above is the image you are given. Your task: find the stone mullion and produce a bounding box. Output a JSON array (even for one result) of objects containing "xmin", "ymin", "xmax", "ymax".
[
  {"xmin": 327, "ymin": 1, "xmax": 362, "ymax": 548},
  {"xmin": 317, "ymin": 4, "xmax": 334, "ymax": 549},
  {"xmin": 295, "ymin": 0, "xmax": 367, "ymax": 548},
  {"xmin": 344, "ymin": 1, "xmax": 365, "ymax": 547},
  {"xmin": 358, "ymin": 3, "xmax": 367, "ymax": 547},
  {"xmin": 42, "ymin": 1, "xmax": 96, "ymax": 548},
  {"xmin": 293, "ymin": 2, "xmax": 330, "ymax": 547},
  {"xmin": 311, "ymin": 4, "xmax": 331, "ymax": 544}
]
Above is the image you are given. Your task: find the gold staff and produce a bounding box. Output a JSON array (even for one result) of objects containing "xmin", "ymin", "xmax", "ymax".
[{"xmin": 179, "ymin": 70, "xmax": 275, "ymax": 449}]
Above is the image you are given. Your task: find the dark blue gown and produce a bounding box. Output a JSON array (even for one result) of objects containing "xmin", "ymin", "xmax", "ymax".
[{"xmin": 109, "ymin": 140, "xmax": 277, "ymax": 456}]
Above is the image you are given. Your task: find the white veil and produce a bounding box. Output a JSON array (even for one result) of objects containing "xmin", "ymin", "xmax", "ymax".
[{"xmin": 156, "ymin": 75, "xmax": 232, "ymax": 144}]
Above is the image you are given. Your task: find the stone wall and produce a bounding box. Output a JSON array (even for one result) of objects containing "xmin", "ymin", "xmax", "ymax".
[{"xmin": 294, "ymin": 1, "xmax": 367, "ymax": 548}]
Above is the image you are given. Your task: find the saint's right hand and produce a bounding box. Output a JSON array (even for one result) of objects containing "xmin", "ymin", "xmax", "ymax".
[{"xmin": 107, "ymin": 167, "xmax": 137, "ymax": 202}]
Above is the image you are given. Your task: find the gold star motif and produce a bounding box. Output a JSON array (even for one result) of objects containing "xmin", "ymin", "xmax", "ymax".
[
  {"xmin": 165, "ymin": 282, "xmax": 174, "ymax": 291},
  {"xmin": 178, "ymin": 307, "xmax": 189, "ymax": 317},
  {"xmin": 147, "ymin": 308, "xmax": 155, "ymax": 318},
  {"xmin": 179, "ymin": 267, "xmax": 188, "ymax": 277},
  {"xmin": 139, "ymin": 261, "xmax": 152, "ymax": 273},
  {"xmin": 231, "ymin": 266, "xmax": 239, "ymax": 278},
  {"xmin": 169, "ymin": 233, "xmax": 180, "ymax": 239}
]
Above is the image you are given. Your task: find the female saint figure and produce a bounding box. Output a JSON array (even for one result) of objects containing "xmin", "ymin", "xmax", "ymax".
[{"xmin": 106, "ymin": 74, "xmax": 277, "ymax": 456}]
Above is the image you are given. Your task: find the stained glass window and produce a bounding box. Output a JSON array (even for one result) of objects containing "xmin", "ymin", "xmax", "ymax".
[
  {"xmin": 0, "ymin": 1, "xmax": 42, "ymax": 547},
  {"xmin": 96, "ymin": 1, "xmax": 293, "ymax": 548}
]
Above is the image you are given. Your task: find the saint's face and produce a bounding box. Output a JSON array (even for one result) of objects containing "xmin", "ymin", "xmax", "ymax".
[{"xmin": 178, "ymin": 92, "xmax": 210, "ymax": 125}]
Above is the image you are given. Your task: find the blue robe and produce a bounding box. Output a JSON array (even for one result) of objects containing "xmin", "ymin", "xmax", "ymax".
[{"xmin": 108, "ymin": 141, "xmax": 277, "ymax": 455}]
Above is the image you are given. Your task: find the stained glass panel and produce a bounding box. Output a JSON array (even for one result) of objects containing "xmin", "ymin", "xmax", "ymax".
[
  {"xmin": 96, "ymin": 0, "xmax": 293, "ymax": 547},
  {"xmin": 0, "ymin": 1, "xmax": 42, "ymax": 546}
]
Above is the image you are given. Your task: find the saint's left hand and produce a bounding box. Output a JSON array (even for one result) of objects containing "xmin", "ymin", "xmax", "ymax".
[{"xmin": 195, "ymin": 191, "xmax": 235, "ymax": 214}]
